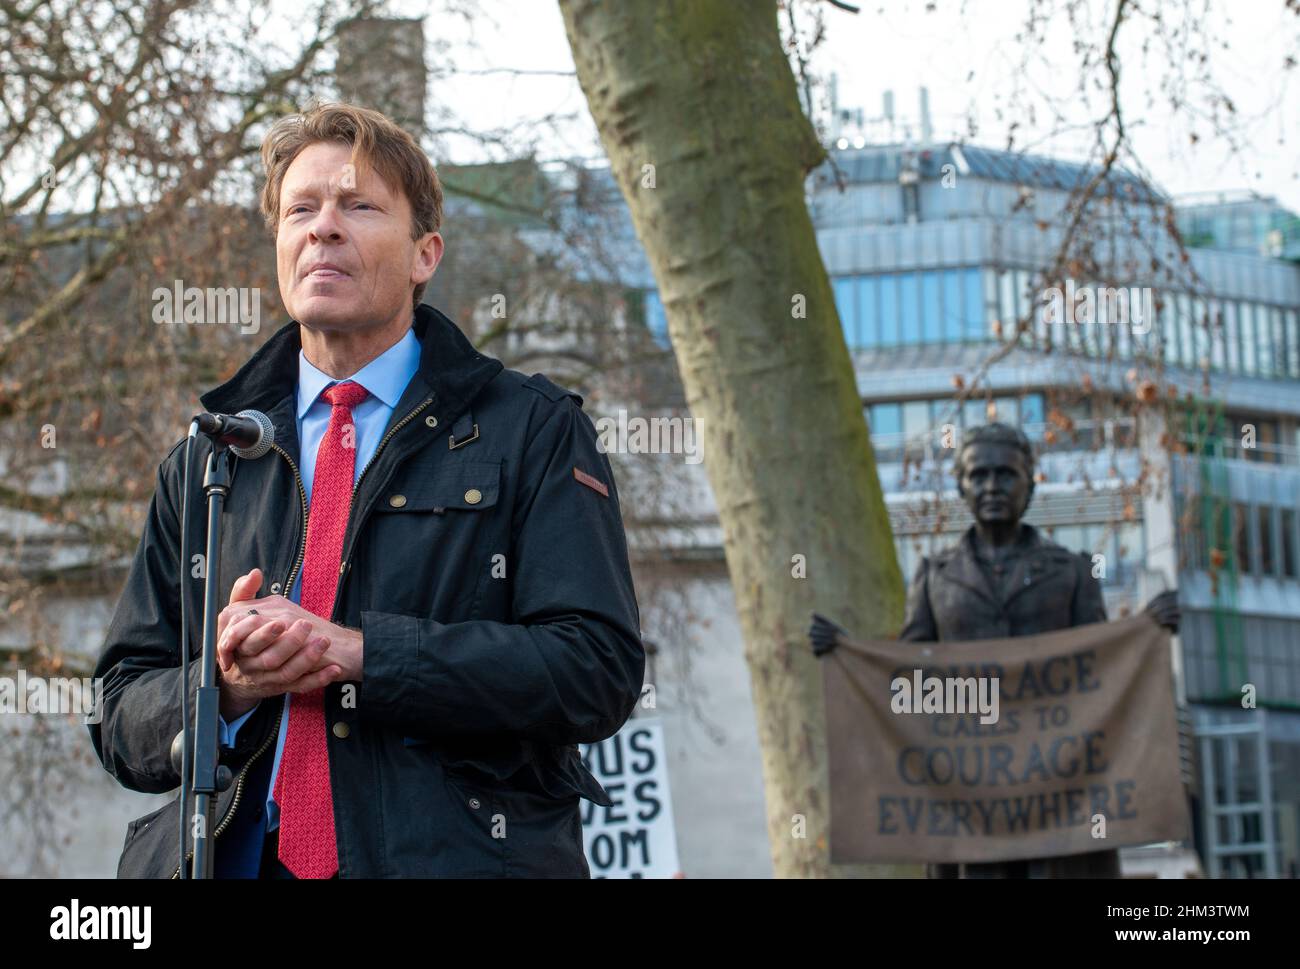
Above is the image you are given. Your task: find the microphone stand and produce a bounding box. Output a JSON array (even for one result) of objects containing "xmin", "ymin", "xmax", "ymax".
[{"xmin": 180, "ymin": 436, "xmax": 235, "ymax": 878}]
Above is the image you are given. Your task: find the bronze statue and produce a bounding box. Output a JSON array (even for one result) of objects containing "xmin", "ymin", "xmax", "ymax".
[{"xmin": 811, "ymin": 421, "xmax": 1179, "ymax": 878}]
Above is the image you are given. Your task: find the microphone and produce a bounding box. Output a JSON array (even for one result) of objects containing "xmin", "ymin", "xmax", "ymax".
[{"xmin": 192, "ymin": 409, "xmax": 274, "ymax": 460}]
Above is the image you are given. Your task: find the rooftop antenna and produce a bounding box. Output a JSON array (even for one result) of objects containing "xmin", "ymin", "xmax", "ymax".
[{"xmin": 919, "ymin": 86, "xmax": 933, "ymax": 144}]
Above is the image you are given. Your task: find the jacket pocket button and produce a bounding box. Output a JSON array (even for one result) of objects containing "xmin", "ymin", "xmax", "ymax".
[
  {"xmin": 464, "ymin": 489, "xmax": 482, "ymax": 505},
  {"xmin": 332, "ymin": 722, "xmax": 350, "ymax": 739},
  {"xmin": 389, "ymin": 494, "xmax": 407, "ymax": 508},
  {"xmin": 271, "ymin": 582, "xmax": 282, "ymax": 595},
  {"xmin": 424, "ymin": 415, "xmax": 438, "ymax": 428},
  {"xmin": 468, "ymin": 798, "xmax": 481, "ymax": 810}
]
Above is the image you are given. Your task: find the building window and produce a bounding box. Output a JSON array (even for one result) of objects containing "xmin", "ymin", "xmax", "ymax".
[
  {"xmin": 1224, "ymin": 301, "xmax": 1240, "ymax": 374},
  {"xmin": 964, "ymin": 269, "xmax": 985, "ymax": 342},
  {"xmin": 1029, "ymin": 278, "xmax": 1047, "ymax": 349},
  {"xmin": 1193, "ymin": 295, "xmax": 1213, "ymax": 369},
  {"xmin": 871, "ymin": 401, "xmax": 902, "ymax": 437},
  {"xmin": 900, "ymin": 272, "xmax": 921, "ymax": 345},
  {"xmin": 1256, "ymin": 303, "xmax": 1274, "ymax": 377},
  {"xmin": 1008, "ymin": 270, "xmax": 1029, "ymax": 330},
  {"xmin": 901, "ymin": 399, "xmax": 930, "ymax": 439},
  {"xmin": 1116, "ymin": 298, "xmax": 1133, "ymax": 360},
  {"xmin": 1271, "ymin": 306, "xmax": 1288, "ymax": 379},
  {"xmin": 1282, "ymin": 508, "xmax": 1297, "ymax": 579},
  {"xmin": 941, "ymin": 269, "xmax": 962, "ymax": 342},
  {"xmin": 982, "ymin": 269, "xmax": 998, "ymax": 341},
  {"xmin": 1240, "ymin": 303, "xmax": 1257, "ymax": 375},
  {"xmin": 1160, "ymin": 293, "xmax": 1178, "ymax": 366},
  {"xmin": 988, "ymin": 395, "xmax": 1019, "ymax": 425},
  {"xmin": 1233, "ymin": 502, "xmax": 1252, "ymax": 574},
  {"xmin": 1116, "ymin": 521, "xmax": 1145, "ymax": 582},
  {"xmin": 921, "ymin": 271, "xmax": 942, "ymax": 343},
  {"xmin": 1208, "ymin": 300, "xmax": 1226, "ymax": 372},
  {"xmin": 1177, "ymin": 292, "xmax": 1196, "ymax": 369},
  {"xmin": 1259, "ymin": 505, "xmax": 1275, "ymax": 576},
  {"xmin": 997, "ymin": 271, "xmax": 1016, "ymax": 339},
  {"xmin": 860, "ymin": 275, "xmax": 881, "ymax": 348},
  {"xmin": 880, "ymin": 273, "xmax": 900, "ymax": 347},
  {"xmin": 1020, "ymin": 393, "xmax": 1046, "ymax": 438},
  {"xmin": 1288, "ymin": 309, "xmax": 1300, "ymax": 379}
]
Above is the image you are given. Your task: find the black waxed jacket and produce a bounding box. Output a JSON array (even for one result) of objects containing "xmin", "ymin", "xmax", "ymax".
[{"xmin": 89, "ymin": 303, "xmax": 645, "ymax": 878}]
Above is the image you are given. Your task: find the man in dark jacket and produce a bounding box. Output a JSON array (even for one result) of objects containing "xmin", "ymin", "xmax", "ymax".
[
  {"xmin": 812, "ymin": 421, "xmax": 1178, "ymax": 878},
  {"xmin": 88, "ymin": 102, "xmax": 644, "ymax": 878}
]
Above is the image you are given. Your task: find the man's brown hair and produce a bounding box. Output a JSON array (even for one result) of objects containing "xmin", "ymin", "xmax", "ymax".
[{"xmin": 259, "ymin": 100, "xmax": 444, "ymax": 309}]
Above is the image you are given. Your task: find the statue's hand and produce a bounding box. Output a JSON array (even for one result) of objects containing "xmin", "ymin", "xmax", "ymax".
[
  {"xmin": 1143, "ymin": 589, "xmax": 1180, "ymax": 633},
  {"xmin": 809, "ymin": 613, "xmax": 849, "ymax": 658}
]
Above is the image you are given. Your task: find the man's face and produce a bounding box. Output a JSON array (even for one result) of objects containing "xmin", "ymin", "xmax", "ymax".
[
  {"xmin": 275, "ymin": 140, "xmax": 442, "ymax": 333},
  {"xmin": 959, "ymin": 441, "xmax": 1033, "ymax": 525}
]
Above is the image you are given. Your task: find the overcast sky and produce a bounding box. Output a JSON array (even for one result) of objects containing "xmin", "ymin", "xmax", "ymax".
[{"xmin": 402, "ymin": 0, "xmax": 1300, "ymax": 213}]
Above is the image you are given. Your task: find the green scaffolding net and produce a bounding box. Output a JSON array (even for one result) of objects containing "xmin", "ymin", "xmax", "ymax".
[{"xmin": 1181, "ymin": 397, "xmax": 1248, "ymax": 702}]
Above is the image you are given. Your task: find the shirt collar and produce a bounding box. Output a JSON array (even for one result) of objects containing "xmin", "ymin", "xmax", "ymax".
[{"xmin": 296, "ymin": 325, "xmax": 422, "ymax": 419}]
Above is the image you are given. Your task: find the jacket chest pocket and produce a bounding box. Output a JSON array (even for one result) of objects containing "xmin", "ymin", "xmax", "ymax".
[
  {"xmin": 375, "ymin": 459, "xmax": 502, "ymax": 515},
  {"xmin": 360, "ymin": 460, "xmax": 503, "ymax": 618}
]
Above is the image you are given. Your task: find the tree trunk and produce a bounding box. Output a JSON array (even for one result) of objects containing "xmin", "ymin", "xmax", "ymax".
[{"xmin": 559, "ymin": 0, "xmax": 915, "ymax": 877}]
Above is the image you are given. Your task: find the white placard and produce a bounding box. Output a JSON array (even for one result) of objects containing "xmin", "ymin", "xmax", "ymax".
[{"xmin": 579, "ymin": 718, "xmax": 680, "ymax": 878}]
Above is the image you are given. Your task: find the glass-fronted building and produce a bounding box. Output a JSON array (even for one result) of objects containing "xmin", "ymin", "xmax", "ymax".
[
  {"xmin": 809, "ymin": 141, "xmax": 1300, "ymax": 878},
  {"xmin": 645, "ymin": 140, "xmax": 1300, "ymax": 877}
]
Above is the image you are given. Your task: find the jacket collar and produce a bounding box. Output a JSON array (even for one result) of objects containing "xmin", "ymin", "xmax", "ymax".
[
  {"xmin": 936, "ymin": 522, "xmax": 1053, "ymax": 607},
  {"xmin": 200, "ymin": 302, "xmax": 504, "ymax": 427}
]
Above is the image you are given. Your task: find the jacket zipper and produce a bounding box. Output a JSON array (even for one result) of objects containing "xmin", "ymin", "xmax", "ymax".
[
  {"xmin": 352, "ymin": 397, "xmax": 435, "ymax": 504},
  {"xmin": 271, "ymin": 443, "xmax": 309, "ymax": 597},
  {"xmin": 273, "ymin": 397, "xmax": 434, "ymax": 604},
  {"xmin": 171, "ymin": 703, "xmax": 285, "ymax": 879}
]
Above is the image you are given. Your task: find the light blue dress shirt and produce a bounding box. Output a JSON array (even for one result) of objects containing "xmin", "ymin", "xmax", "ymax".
[{"xmin": 217, "ymin": 324, "xmax": 421, "ymax": 832}]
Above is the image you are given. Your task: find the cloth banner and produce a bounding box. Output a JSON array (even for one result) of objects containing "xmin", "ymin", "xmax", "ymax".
[{"xmin": 824, "ymin": 615, "xmax": 1191, "ymax": 863}]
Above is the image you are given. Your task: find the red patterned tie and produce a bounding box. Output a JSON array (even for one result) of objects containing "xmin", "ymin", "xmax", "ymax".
[{"xmin": 275, "ymin": 379, "xmax": 369, "ymax": 879}]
